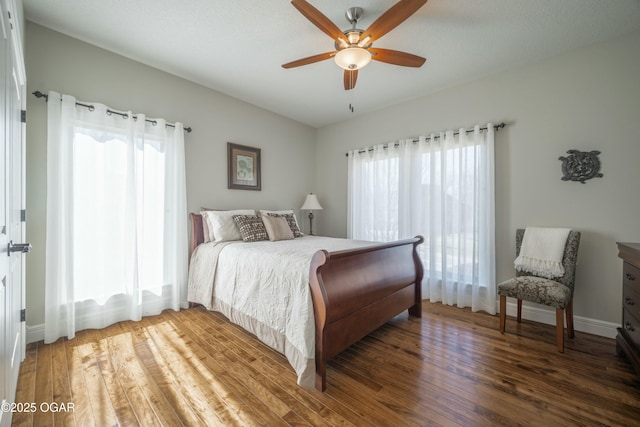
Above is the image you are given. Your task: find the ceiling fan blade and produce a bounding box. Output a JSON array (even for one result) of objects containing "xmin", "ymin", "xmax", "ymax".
[
  {"xmin": 344, "ymin": 69, "xmax": 358, "ymax": 90},
  {"xmin": 291, "ymin": 0, "xmax": 347, "ymax": 45},
  {"xmin": 369, "ymin": 48, "xmax": 426, "ymax": 67},
  {"xmin": 282, "ymin": 52, "xmax": 336, "ymax": 68},
  {"xmin": 362, "ymin": 0, "xmax": 428, "ymax": 42}
]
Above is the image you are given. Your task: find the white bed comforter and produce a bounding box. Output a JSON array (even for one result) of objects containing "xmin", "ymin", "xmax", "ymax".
[{"xmin": 187, "ymin": 235, "xmax": 372, "ymax": 388}]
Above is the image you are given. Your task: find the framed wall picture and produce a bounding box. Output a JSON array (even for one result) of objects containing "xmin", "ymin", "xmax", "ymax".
[{"xmin": 227, "ymin": 142, "xmax": 261, "ymax": 190}]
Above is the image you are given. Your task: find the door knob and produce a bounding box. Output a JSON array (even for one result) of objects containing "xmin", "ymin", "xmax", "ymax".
[{"xmin": 7, "ymin": 241, "xmax": 31, "ymax": 255}]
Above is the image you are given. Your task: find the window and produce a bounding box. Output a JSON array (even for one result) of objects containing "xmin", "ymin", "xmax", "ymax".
[
  {"xmin": 348, "ymin": 126, "xmax": 496, "ymax": 314},
  {"xmin": 44, "ymin": 92, "xmax": 188, "ymax": 343},
  {"xmin": 72, "ymin": 125, "xmax": 166, "ymax": 303}
]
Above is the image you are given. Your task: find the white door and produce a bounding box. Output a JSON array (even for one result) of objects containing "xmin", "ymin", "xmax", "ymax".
[{"xmin": 0, "ymin": 1, "xmax": 26, "ymax": 425}]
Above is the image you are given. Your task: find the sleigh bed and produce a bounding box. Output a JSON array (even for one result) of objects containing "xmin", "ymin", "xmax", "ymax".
[{"xmin": 187, "ymin": 212, "xmax": 423, "ymax": 391}]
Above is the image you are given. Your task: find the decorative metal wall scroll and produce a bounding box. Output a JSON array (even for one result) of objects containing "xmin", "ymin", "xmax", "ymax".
[{"xmin": 558, "ymin": 150, "xmax": 603, "ymax": 184}]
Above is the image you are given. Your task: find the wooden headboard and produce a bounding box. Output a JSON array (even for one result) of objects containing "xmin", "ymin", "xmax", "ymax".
[{"xmin": 189, "ymin": 213, "xmax": 205, "ymax": 257}]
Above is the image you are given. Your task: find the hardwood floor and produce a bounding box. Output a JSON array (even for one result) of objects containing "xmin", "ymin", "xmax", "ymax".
[{"xmin": 11, "ymin": 303, "xmax": 640, "ymax": 426}]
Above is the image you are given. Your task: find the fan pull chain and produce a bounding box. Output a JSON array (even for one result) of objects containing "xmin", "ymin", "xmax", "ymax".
[{"xmin": 347, "ymin": 73, "xmax": 355, "ymax": 113}]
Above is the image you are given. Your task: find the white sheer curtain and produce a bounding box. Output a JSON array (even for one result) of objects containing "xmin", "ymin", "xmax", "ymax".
[
  {"xmin": 348, "ymin": 124, "xmax": 496, "ymax": 314},
  {"xmin": 44, "ymin": 91, "xmax": 188, "ymax": 343}
]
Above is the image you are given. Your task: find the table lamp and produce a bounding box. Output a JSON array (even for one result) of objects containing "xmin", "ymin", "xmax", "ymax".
[{"xmin": 300, "ymin": 193, "xmax": 323, "ymax": 235}]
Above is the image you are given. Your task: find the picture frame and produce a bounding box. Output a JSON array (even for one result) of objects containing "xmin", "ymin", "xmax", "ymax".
[{"xmin": 227, "ymin": 142, "xmax": 261, "ymax": 190}]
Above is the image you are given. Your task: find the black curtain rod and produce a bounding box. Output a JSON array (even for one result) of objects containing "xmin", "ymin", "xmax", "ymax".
[
  {"xmin": 32, "ymin": 91, "xmax": 192, "ymax": 133},
  {"xmin": 345, "ymin": 122, "xmax": 506, "ymax": 157}
]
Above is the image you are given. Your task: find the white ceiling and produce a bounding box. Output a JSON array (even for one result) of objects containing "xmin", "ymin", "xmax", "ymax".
[{"xmin": 23, "ymin": 0, "xmax": 640, "ymax": 128}]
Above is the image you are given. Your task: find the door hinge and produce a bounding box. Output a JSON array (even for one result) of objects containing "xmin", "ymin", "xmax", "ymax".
[
  {"xmin": 20, "ymin": 209, "xmax": 26, "ymax": 222},
  {"xmin": 21, "ymin": 110, "xmax": 26, "ymax": 123},
  {"xmin": 20, "ymin": 309, "xmax": 25, "ymax": 322}
]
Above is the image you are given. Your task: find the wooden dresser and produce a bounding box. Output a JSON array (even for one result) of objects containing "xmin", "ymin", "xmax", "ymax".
[{"xmin": 617, "ymin": 242, "xmax": 640, "ymax": 374}]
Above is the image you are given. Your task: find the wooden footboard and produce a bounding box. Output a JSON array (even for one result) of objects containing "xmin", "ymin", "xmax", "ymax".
[{"xmin": 308, "ymin": 236, "xmax": 424, "ymax": 391}]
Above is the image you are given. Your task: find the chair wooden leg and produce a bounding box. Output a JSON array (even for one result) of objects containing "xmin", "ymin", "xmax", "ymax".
[
  {"xmin": 517, "ymin": 299, "xmax": 522, "ymax": 323},
  {"xmin": 499, "ymin": 295, "xmax": 506, "ymax": 333},
  {"xmin": 566, "ymin": 298, "xmax": 575, "ymax": 339},
  {"xmin": 556, "ymin": 308, "xmax": 564, "ymax": 352}
]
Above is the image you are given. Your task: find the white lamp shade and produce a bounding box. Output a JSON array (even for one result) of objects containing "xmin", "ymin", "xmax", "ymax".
[
  {"xmin": 301, "ymin": 193, "xmax": 323, "ymax": 210},
  {"xmin": 334, "ymin": 47, "xmax": 372, "ymax": 70}
]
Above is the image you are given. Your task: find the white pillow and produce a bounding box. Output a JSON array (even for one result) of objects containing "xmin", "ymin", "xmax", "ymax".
[
  {"xmin": 202, "ymin": 209, "xmax": 255, "ymax": 242},
  {"xmin": 199, "ymin": 208, "xmax": 218, "ymax": 243}
]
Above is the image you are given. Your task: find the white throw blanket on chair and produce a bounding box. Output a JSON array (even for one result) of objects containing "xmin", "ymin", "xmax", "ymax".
[{"xmin": 514, "ymin": 227, "xmax": 571, "ymax": 279}]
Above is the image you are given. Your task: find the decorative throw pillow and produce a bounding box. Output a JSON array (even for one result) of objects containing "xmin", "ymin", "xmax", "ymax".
[
  {"xmin": 259, "ymin": 210, "xmax": 303, "ymax": 235},
  {"xmin": 232, "ymin": 215, "xmax": 269, "ymax": 242},
  {"xmin": 202, "ymin": 209, "xmax": 255, "ymax": 242},
  {"xmin": 266, "ymin": 212, "xmax": 303, "ymax": 237},
  {"xmin": 262, "ymin": 215, "xmax": 295, "ymax": 241}
]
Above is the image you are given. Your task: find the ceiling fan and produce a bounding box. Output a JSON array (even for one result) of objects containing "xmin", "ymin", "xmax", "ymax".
[{"xmin": 282, "ymin": 0, "xmax": 428, "ymax": 91}]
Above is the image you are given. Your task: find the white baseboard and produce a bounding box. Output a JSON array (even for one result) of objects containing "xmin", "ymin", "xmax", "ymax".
[
  {"xmin": 499, "ymin": 300, "xmax": 618, "ymax": 339},
  {"xmin": 26, "ymin": 323, "xmax": 45, "ymax": 344},
  {"xmin": 25, "ymin": 302, "xmax": 618, "ymax": 345}
]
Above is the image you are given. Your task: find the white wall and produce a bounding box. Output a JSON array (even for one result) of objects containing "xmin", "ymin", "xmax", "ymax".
[
  {"xmin": 314, "ymin": 30, "xmax": 640, "ymax": 332},
  {"xmin": 25, "ymin": 22, "xmax": 317, "ymax": 328}
]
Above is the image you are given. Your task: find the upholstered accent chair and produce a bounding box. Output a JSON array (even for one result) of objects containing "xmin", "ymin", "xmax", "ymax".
[{"xmin": 498, "ymin": 229, "xmax": 581, "ymax": 352}]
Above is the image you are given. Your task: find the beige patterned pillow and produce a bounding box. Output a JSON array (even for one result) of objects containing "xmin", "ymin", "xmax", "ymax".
[
  {"xmin": 262, "ymin": 215, "xmax": 294, "ymax": 241},
  {"xmin": 267, "ymin": 213, "xmax": 303, "ymax": 237},
  {"xmin": 232, "ymin": 215, "xmax": 269, "ymax": 242}
]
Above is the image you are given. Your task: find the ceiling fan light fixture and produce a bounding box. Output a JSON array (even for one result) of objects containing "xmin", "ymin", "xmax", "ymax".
[{"xmin": 334, "ymin": 47, "xmax": 371, "ymax": 70}]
